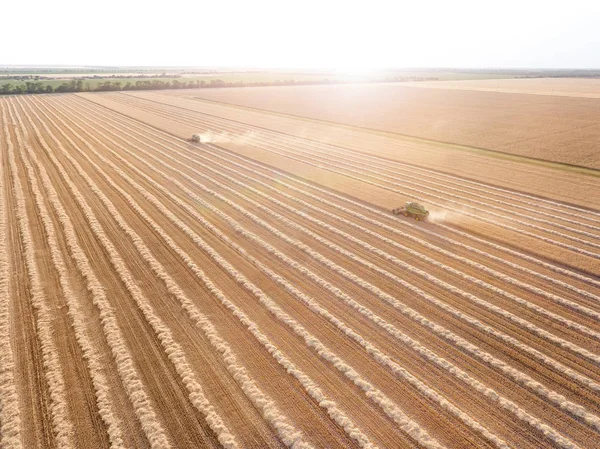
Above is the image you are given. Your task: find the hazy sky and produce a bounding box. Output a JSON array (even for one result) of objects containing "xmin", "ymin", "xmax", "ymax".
[{"xmin": 3, "ymin": 0, "xmax": 599, "ymax": 69}]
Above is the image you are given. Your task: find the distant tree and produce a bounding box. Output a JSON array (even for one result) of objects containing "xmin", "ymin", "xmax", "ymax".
[
  {"xmin": 25, "ymin": 81, "xmax": 46, "ymax": 94},
  {"xmin": 55, "ymin": 83, "xmax": 71, "ymax": 93},
  {"xmin": 45, "ymin": 85, "xmax": 54, "ymax": 93},
  {"xmin": 96, "ymin": 81, "xmax": 113, "ymax": 91},
  {"xmin": 1, "ymin": 83, "xmax": 13, "ymax": 94}
]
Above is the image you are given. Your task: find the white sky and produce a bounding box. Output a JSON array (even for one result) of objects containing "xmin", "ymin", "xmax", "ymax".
[{"xmin": 2, "ymin": 0, "xmax": 599, "ymax": 69}]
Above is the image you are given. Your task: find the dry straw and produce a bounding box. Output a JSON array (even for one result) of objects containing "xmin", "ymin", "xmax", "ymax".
[
  {"xmin": 0, "ymin": 102, "xmax": 23, "ymax": 449},
  {"xmin": 5, "ymin": 102, "xmax": 75, "ymax": 448},
  {"xmin": 29, "ymin": 97, "xmax": 314, "ymax": 449},
  {"xmin": 56, "ymin": 96, "xmax": 589, "ymax": 449},
  {"xmin": 11, "ymin": 98, "xmax": 172, "ymax": 449},
  {"xmin": 31, "ymin": 95, "xmax": 376, "ymax": 449}
]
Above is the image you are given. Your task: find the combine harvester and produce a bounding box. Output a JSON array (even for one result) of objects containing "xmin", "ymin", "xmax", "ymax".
[
  {"xmin": 393, "ymin": 202, "xmax": 430, "ymax": 221},
  {"xmin": 191, "ymin": 134, "xmax": 204, "ymax": 143}
]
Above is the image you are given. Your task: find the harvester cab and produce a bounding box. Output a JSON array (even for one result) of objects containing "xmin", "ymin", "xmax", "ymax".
[
  {"xmin": 191, "ymin": 134, "xmax": 203, "ymax": 143},
  {"xmin": 392, "ymin": 202, "xmax": 430, "ymax": 221}
]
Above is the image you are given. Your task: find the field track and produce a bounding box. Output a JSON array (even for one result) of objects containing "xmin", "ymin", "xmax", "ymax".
[{"xmin": 1, "ymin": 92, "xmax": 599, "ymax": 448}]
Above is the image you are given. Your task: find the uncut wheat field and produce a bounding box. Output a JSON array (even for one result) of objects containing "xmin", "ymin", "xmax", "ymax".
[{"xmin": 1, "ymin": 91, "xmax": 599, "ymax": 449}]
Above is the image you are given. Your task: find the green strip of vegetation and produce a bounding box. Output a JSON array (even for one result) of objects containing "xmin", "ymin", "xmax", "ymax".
[
  {"xmin": 0, "ymin": 67, "xmax": 525, "ymax": 96},
  {"xmin": 0, "ymin": 72, "xmax": 441, "ymax": 95}
]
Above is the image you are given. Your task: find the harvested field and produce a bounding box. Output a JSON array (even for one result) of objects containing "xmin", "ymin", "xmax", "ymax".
[
  {"xmin": 168, "ymin": 83, "xmax": 600, "ymax": 169},
  {"xmin": 1, "ymin": 91, "xmax": 600, "ymax": 449},
  {"xmin": 402, "ymin": 78, "xmax": 600, "ymax": 98}
]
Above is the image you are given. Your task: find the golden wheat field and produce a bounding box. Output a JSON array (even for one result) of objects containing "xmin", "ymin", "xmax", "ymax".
[
  {"xmin": 1, "ymin": 91, "xmax": 600, "ymax": 449},
  {"xmin": 177, "ymin": 82, "xmax": 600, "ymax": 169},
  {"xmin": 401, "ymin": 78, "xmax": 600, "ymax": 98}
]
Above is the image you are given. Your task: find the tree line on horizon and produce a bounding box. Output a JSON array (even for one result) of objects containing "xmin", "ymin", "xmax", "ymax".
[
  {"xmin": 1, "ymin": 78, "xmax": 215, "ymax": 95},
  {"xmin": 0, "ymin": 76, "xmax": 438, "ymax": 96}
]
